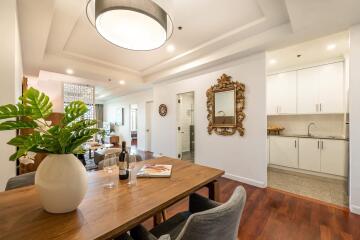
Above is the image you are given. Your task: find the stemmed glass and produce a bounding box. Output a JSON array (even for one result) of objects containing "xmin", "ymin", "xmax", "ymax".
[
  {"xmin": 103, "ymin": 153, "xmax": 118, "ymax": 189},
  {"xmin": 128, "ymin": 154, "xmax": 137, "ymax": 185}
]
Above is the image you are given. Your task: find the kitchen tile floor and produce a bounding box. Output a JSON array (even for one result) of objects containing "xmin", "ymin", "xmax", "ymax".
[{"xmin": 268, "ymin": 167, "xmax": 348, "ymax": 207}]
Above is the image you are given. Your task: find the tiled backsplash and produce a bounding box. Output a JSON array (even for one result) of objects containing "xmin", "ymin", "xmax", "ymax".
[{"xmin": 268, "ymin": 114, "xmax": 346, "ymax": 137}]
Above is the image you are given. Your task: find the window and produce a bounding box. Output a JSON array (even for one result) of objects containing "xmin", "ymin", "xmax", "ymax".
[{"xmin": 63, "ymin": 83, "xmax": 95, "ymax": 120}]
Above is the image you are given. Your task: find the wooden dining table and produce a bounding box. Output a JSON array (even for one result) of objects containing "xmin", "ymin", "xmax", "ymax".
[{"xmin": 0, "ymin": 157, "xmax": 224, "ymax": 240}]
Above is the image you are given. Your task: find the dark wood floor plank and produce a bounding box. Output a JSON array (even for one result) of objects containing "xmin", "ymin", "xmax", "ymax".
[{"xmin": 144, "ymin": 177, "xmax": 360, "ymax": 240}]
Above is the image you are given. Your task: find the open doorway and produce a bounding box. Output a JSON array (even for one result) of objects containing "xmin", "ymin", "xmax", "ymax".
[
  {"xmin": 266, "ymin": 31, "xmax": 349, "ymax": 207},
  {"xmin": 176, "ymin": 92, "xmax": 195, "ymax": 162},
  {"xmin": 130, "ymin": 104, "xmax": 138, "ymax": 148}
]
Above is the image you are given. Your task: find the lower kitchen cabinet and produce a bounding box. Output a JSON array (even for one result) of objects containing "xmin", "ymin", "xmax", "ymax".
[
  {"xmin": 269, "ymin": 136, "xmax": 298, "ymax": 168},
  {"xmin": 299, "ymin": 138, "xmax": 321, "ymax": 172},
  {"xmin": 298, "ymin": 138, "xmax": 348, "ymax": 177},
  {"xmin": 320, "ymin": 139, "xmax": 348, "ymax": 176},
  {"xmin": 269, "ymin": 136, "xmax": 348, "ymax": 177}
]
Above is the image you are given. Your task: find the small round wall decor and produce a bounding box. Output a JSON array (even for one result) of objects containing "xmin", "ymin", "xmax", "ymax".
[{"xmin": 159, "ymin": 104, "xmax": 168, "ymax": 117}]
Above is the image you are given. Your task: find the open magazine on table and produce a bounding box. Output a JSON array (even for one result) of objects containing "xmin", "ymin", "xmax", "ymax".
[{"xmin": 136, "ymin": 164, "xmax": 172, "ymax": 178}]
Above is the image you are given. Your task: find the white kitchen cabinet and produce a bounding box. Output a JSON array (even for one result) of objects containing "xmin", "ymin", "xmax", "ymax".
[
  {"xmin": 267, "ymin": 71, "xmax": 297, "ymax": 115},
  {"xmin": 299, "ymin": 138, "xmax": 321, "ymax": 172},
  {"xmin": 320, "ymin": 139, "xmax": 348, "ymax": 176},
  {"xmin": 267, "ymin": 75, "xmax": 280, "ymax": 115},
  {"xmin": 318, "ymin": 62, "xmax": 344, "ymax": 113},
  {"xmin": 269, "ymin": 136, "xmax": 298, "ymax": 168},
  {"xmin": 297, "ymin": 62, "xmax": 345, "ymax": 114},
  {"xmin": 297, "ymin": 67, "xmax": 320, "ymax": 114}
]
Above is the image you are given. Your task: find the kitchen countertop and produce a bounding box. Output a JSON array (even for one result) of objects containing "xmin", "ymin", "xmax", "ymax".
[{"xmin": 268, "ymin": 134, "xmax": 348, "ymax": 141}]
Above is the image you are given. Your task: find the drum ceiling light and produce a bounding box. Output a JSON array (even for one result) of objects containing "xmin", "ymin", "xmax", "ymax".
[{"xmin": 86, "ymin": 0, "xmax": 173, "ymax": 51}]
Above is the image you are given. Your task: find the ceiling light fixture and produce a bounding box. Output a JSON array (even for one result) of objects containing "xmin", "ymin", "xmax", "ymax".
[
  {"xmin": 327, "ymin": 44, "xmax": 337, "ymax": 51},
  {"xmin": 66, "ymin": 68, "xmax": 74, "ymax": 75},
  {"xmin": 269, "ymin": 59, "xmax": 277, "ymax": 65},
  {"xmin": 86, "ymin": 0, "xmax": 173, "ymax": 51},
  {"xmin": 119, "ymin": 80, "xmax": 126, "ymax": 85},
  {"xmin": 166, "ymin": 44, "xmax": 175, "ymax": 52}
]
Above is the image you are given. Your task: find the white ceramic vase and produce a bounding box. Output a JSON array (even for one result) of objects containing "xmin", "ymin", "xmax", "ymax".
[{"xmin": 35, "ymin": 154, "xmax": 88, "ymax": 214}]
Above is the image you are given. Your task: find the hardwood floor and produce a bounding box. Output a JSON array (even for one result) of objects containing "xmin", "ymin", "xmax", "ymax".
[{"xmin": 143, "ymin": 177, "xmax": 360, "ymax": 240}]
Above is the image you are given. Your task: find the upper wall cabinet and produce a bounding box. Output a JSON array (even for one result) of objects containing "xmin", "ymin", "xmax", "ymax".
[
  {"xmin": 297, "ymin": 62, "xmax": 345, "ymax": 114},
  {"xmin": 267, "ymin": 71, "xmax": 297, "ymax": 115},
  {"xmin": 267, "ymin": 61, "xmax": 346, "ymax": 115}
]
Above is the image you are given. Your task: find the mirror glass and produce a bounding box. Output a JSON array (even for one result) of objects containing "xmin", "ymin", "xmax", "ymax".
[{"xmin": 214, "ymin": 89, "xmax": 235, "ymax": 125}]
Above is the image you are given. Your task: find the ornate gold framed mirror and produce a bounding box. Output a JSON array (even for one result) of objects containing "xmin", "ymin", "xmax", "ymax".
[{"xmin": 206, "ymin": 74, "xmax": 245, "ymax": 136}]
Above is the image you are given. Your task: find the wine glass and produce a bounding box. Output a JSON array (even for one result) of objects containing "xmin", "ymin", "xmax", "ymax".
[
  {"xmin": 128, "ymin": 154, "xmax": 137, "ymax": 185},
  {"xmin": 103, "ymin": 153, "xmax": 118, "ymax": 189}
]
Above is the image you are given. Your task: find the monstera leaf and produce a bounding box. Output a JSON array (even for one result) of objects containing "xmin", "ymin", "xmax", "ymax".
[
  {"xmin": 67, "ymin": 119, "xmax": 97, "ymax": 132},
  {"xmin": 21, "ymin": 87, "xmax": 53, "ymax": 120},
  {"xmin": 62, "ymin": 101, "xmax": 88, "ymax": 126},
  {"xmin": 0, "ymin": 104, "xmax": 31, "ymax": 120},
  {"xmin": 0, "ymin": 120, "xmax": 37, "ymax": 131},
  {"xmin": 8, "ymin": 132, "xmax": 43, "ymax": 161}
]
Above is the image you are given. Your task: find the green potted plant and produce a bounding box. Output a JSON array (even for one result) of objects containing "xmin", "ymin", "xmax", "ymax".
[{"xmin": 0, "ymin": 87, "xmax": 99, "ymax": 213}]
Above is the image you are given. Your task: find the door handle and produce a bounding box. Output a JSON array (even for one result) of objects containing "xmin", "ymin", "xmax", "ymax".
[
  {"xmin": 320, "ymin": 104, "xmax": 322, "ymax": 112},
  {"xmin": 317, "ymin": 140, "xmax": 320, "ymax": 149},
  {"xmin": 321, "ymin": 140, "xmax": 324, "ymax": 149},
  {"xmin": 294, "ymin": 140, "xmax": 297, "ymax": 148}
]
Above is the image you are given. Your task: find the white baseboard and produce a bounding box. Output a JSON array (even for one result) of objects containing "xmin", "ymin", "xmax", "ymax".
[
  {"xmin": 350, "ymin": 204, "xmax": 360, "ymax": 215},
  {"xmin": 224, "ymin": 173, "xmax": 266, "ymax": 188}
]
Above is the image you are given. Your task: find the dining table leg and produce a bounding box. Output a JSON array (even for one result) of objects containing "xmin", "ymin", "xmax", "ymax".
[
  {"xmin": 153, "ymin": 212, "xmax": 163, "ymax": 227},
  {"xmin": 207, "ymin": 180, "xmax": 220, "ymax": 202}
]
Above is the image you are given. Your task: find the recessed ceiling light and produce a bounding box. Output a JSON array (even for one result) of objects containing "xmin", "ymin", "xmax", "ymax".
[
  {"xmin": 269, "ymin": 59, "xmax": 277, "ymax": 65},
  {"xmin": 66, "ymin": 68, "xmax": 74, "ymax": 75},
  {"xmin": 327, "ymin": 44, "xmax": 337, "ymax": 51},
  {"xmin": 119, "ymin": 80, "xmax": 126, "ymax": 85},
  {"xmin": 166, "ymin": 44, "xmax": 175, "ymax": 52}
]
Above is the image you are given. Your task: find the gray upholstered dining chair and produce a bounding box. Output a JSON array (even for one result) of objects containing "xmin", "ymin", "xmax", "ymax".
[
  {"xmin": 5, "ymin": 172, "xmax": 36, "ymax": 191},
  {"xmin": 128, "ymin": 185, "xmax": 246, "ymax": 240}
]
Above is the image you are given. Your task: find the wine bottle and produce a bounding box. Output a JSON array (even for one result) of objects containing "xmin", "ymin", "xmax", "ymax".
[{"xmin": 119, "ymin": 141, "xmax": 129, "ymax": 180}]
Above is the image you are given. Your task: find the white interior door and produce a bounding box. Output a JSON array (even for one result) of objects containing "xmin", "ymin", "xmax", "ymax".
[
  {"xmin": 176, "ymin": 95, "xmax": 183, "ymax": 159},
  {"xmin": 145, "ymin": 101, "xmax": 153, "ymax": 152}
]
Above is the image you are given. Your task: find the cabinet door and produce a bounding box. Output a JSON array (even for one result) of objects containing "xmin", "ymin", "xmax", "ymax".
[
  {"xmin": 267, "ymin": 75, "xmax": 280, "ymax": 115},
  {"xmin": 318, "ymin": 62, "xmax": 344, "ymax": 113},
  {"xmin": 299, "ymin": 138, "xmax": 321, "ymax": 172},
  {"xmin": 320, "ymin": 140, "xmax": 348, "ymax": 176},
  {"xmin": 297, "ymin": 67, "xmax": 320, "ymax": 114},
  {"xmin": 277, "ymin": 71, "xmax": 297, "ymax": 114},
  {"xmin": 269, "ymin": 137, "xmax": 298, "ymax": 168}
]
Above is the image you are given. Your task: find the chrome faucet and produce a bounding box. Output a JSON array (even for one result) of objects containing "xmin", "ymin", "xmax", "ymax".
[{"xmin": 307, "ymin": 122, "xmax": 316, "ymax": 136}]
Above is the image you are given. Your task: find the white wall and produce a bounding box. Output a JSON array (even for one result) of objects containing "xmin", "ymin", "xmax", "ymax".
[
  {"xmin": 152, "ymin": 53, "xmax": 267, "ymax": 187},
  {"xmin": 104, "ymin": 90, "xmax": 153, "ymax": 151},
  {"xmin": 349, "ymin": 24, "xmax": 360, "ymax": 214},
  {"xmin": 27, "ymin": 77, "xmax": 64, "ymax": 113},
  {"xmin": 0, "ymin": 0, "xmax": 23, "ymax": 190}
]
